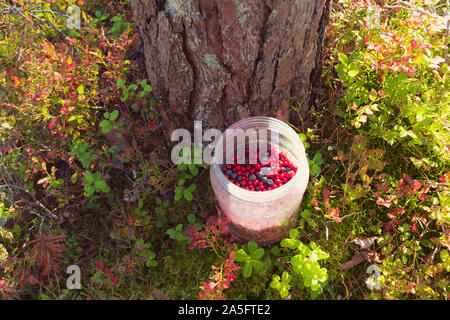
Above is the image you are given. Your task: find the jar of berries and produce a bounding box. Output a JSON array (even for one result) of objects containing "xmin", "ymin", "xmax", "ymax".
[{"xmin": 210, "ymin": 116, "xmax": 310, "ymax": 246}]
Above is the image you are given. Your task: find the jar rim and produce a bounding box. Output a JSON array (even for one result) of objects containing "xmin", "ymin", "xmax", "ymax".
[{"xmin": 212, "ymin": 116, "xmax": 309, "ymax": 202}]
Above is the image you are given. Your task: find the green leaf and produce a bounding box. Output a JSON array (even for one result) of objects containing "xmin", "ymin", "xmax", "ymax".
[
  {"xmin": 311, "ymin": 279, "xmax": 320, "ymax": 291},
  {"xmin": 94, "ymin": 180, "xmax": 110, "ymax": 193},
  {"xmin": 234, "ymin": 249, "xmax": 248, "ymax": 262},
  {"xmin": 270, "ymin": 246, "xmax": 280, "ymax": 256},
  {"xmin": 291, "ymin": 254, "xmax": 304, "ymax": 272},
  {"xmin": 242, "ymin": 262, "xmax": 252, "ymax": 278},
  {"xmin": 280, "ymin": 238, "xmax": 300, "ymax": 250},
  {"xmin": 176, "ymin": 233, "xmax": 185, "ymax": 241},
  {"xmin": 348, "ymin": 68, "xmax": 359, "ymax": 77},
  {"xmin": 70, "ymin": 173, "xmax": 78, "ymax": 184},
  {"xmin": 128, "ymin": 84, "xmax": 138, "ymax": 91},
  {"xmin": 174, "ymin": 191, "xmax": 183, "ymax": 201},
  {"xmin": 109, "ymin": 110, "xmax": 119, "ymax": 121},
  {"xmin": 188, "ymin": 163, "xmax": 199, "ymax": 176},
  {"xmin": 337, "ymin": 53, "xmax": 348, "ymax": 65},
  {"xmin": 146, "ymin": 260, "xmax": 158, "ymax": 267},
  {"xmin": 116, "ymin": 79, "xmax": 125, "ymax": 89},
  {"xmin": 84, "ymin": 185, "xmax": 95, "ymax": 197},
  {"xmin": 187, "ymin": 214, "xmax": 196, "ymax": 224},
  {"xmin": 93, "ymin": 171, "xmax": 102, "ymax": 181},
  {"xmin": 348, "ymin": 62, "xmax": 360, "ymax": 77},
  {"xmin": 183, "ymin": 189, "xmax": 193, "ymax": 201},
  {"xmin": 67, "ymin": 115, "xmax": 78, "ymax": 124},
  {"xmin": 187, "ymin": 183, "xmax": 197, "ymax": 192},
  {"xmin": 281, "ymin": 271, "xmax": 291, "ymax": 284},
  {"xmin": 300, "ymin": 210, "xmax": 310, "ymax": 218},
  {"xmin": 270, "ymin": 276, "xmax": 280, "ymax": 289},
  {"xmin": 312, "ymin": 164, "xmax": 321, "ymax": 175},
  {"xmin": 140, "ymin": 79, "xmax": 153, "ymax": 93},
  {"xmin": 317, "ymin": 268, "xmax": 328, "ymax": 282},
  {"xmin": 166, "ymin": 229, "xmax": 176, "ymax": 238},
  {"xmin": 251, "ymin": 248, "xmax": 265, "ymax": 260},
  {"xmin": 313, "ymin": 152, "xmax": 323, "ymax": 164},
  {"xmin": 289, "ymin": 229, "xmax": 299, "ymax": 239},
  {"xmin": 247, "ymin": 240, "xmax": 258, "ymax": 253},
  {"xmin": 279, "ymin": 284, "xmax": 289, "ymax": 299},
  {"xmin": 100, "ymin": 120, "xmax": 112, "ymax": 134},
  {"xmin": 122, "ymin": 90, "xmax": 129, "ymax": 102},
  {"xmin": 84, "ymin": 171, "xmax": 94, "ymax": 184}
]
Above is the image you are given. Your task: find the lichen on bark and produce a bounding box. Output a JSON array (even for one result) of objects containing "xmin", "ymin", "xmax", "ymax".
[{"xmin": 130, "ymin": 0, "xmax": 330, "ymax": 132}]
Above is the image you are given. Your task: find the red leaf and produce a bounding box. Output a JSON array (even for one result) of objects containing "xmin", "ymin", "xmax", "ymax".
[
  {"xmin": 311, "ymin": 199, "xmax": 320, "ymax": 211},
  {"xmin": 411, "ymin": 181, "xmax": 423, "ymax": 193},
  {"xmin": 37, "ymin": 177, "xmax": 49, "ymax": 185},
  {"xmin": 403, "ymin": 174, "xmax": 412, "ymax": 184},
  {"xmin": 376, "ymin": 196, "xmax": 392, "ymax": 208},
  {"xmin": 322, "ymin": 187, "xmax": 330, "ymax": 205},
  {"xmin": 95, "ymin": 259, "xmax": 104, "ymax": 271},
  {"xmin": 48, "ymin": 116, "xmax": 59, "ymax": 130},
  {"xmin": 149, "ymin": 121, "xmax": 156, "ymax": 133},
  {"xmin": 328, "ymin": 207, "xmax": 342, "ymax": 223},
  {"xmin": 110, "ymin": 275, "xmax": 118, "ymax": 285},
  {"xmin": 28, "ymin": 274, "xmax": 38, "ymax": 285}
]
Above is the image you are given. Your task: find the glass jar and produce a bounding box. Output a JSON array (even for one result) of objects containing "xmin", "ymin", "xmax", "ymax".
[{"xmin": 210, "ymin": 116, "xmax": 309, "ymax": 246}]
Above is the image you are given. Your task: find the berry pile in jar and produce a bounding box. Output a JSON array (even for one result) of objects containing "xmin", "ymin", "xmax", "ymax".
[{"xmin": 221, "ymin": 148, "xmax": 298, "ymax": 191}]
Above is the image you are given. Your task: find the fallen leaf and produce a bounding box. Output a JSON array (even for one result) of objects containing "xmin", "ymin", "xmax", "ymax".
[{"xmin": 339, "ymin": 251, "xmax": 365, "ymax": 270}]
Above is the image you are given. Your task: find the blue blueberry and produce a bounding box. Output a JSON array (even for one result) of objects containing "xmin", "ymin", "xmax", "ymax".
[
  {"xmin": 230, "ymin": 172, "xmax": 237, "ymax": 179},
  {"xmin": 249, "ymin": 174, "xmax": 256, "ymax": 181},
  {"xmin": 226, "ymin": 169, "xmax": 232, "ymax": 175},
  {"xmin": 259, "ymin": 156, "xmax": 269, "ymax": 164}
]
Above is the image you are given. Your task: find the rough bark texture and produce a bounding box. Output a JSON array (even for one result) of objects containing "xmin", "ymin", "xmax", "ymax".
[{"xmin": 130, "ymin": 0, "xmax": 330, "ymax": 131}]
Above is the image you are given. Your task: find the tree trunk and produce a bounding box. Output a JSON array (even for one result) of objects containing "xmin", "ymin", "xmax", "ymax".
[{"xmin": 130, "ymin": 0, "xmax": 330, "ymax": 132}]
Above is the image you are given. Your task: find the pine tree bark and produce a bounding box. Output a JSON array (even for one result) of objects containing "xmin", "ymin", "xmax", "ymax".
[{"xmin": 130, "ymin": 0, "xmax": 330, "ymax": 131}]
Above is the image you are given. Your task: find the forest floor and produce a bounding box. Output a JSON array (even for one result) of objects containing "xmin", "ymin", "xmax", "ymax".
[{"xmin": 0, "ymin": 0, "xmax": 448, "ymax": 300}]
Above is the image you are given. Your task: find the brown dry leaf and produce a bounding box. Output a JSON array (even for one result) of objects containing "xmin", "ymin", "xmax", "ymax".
[
  {"xmin": 0, "ymin": 281, "xmax": 20, "ymax": 300},
  {"xmin": 25, "ymin": 233, "xmax": 67, "ymax": 276},
  {"xmin": 339, "ymin": 251, "xmax": 365, "ymax": 271}
]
